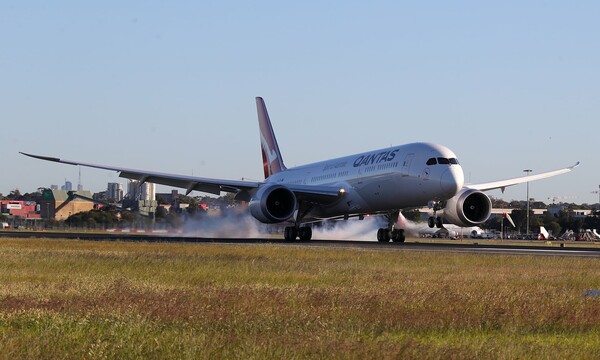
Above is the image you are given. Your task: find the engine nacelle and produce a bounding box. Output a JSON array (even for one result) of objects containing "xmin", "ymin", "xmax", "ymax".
[
  {"xmin": 249, "ymin": 184, "xmax": 297, "ymax": 223},
  {"xmin": 443, "ymin": 188, "xmax": 492, "ymax": 227}
]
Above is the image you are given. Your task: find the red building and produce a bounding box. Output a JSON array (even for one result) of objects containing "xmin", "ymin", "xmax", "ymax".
[{"xmin": 0, "ymin": 200, "xmax": 41, "ymax": 219}]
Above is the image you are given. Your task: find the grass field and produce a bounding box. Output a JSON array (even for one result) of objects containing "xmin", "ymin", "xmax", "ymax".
[{"xmin": 1, "ymin": 237, "xmax": 599, "ymax": 359}]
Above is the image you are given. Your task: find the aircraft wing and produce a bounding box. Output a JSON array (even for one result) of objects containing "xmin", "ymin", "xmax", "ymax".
[
  {"xmin": 466, "ymin": 162, "xmax": 580, "ymax": 192},
  {"xmin": 20, "ymin": 152, "xmax": 262, "ymax": 196}
]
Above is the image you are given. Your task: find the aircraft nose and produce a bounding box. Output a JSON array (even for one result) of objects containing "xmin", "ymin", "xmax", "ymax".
[{"xmin": 440, "ymin": 166, "xmax": 464, "ymax": 196}]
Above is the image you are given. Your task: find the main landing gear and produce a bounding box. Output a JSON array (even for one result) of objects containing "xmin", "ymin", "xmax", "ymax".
[
  {"xmin": 283, "ymin": 205, "xmax": 313, "ymax": 241},
  {"xmin": 284, "ymin": 225, "xmax": 312, "ymax": 241},
  {"xmin": 377, "ymin": 210, "xmax": 405, "ymax": 242}
]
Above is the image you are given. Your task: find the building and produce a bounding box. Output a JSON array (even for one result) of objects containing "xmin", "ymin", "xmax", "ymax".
[
  {"xmin": 156, "ymin": 189, "xmax": 179, "ymax": 204},
  {"xmin": 126, "ymin": 180, "xmax": 155, "ymax": 202},
  {"xmin": 107, "ymin": 183, "xmax": 124, "ymax": 202},
  {"xmin": 39, "ymin": 189, "xmax": 95, "ymax": 220},
  {"xmin": 61, "ymin": 180, "xmax": 73, "ymax": 191},
  {"xmin": 123, "ymin": 180, "xmax": 157, "ymax": 216},
  {"xmin": 0, "ymin": 200, "xmax": 40, "ymax": 219}
]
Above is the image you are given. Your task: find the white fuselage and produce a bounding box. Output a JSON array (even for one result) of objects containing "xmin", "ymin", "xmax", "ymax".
[{"xmin": 264, "ymin": 142, "xmax": 465, "ymax": 220}]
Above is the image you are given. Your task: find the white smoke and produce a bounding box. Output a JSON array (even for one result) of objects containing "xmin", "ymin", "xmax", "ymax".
[
  {"xmin": 311, "ymin": 217, "xmax": 386, "ymax": 241},
  {"xmin": 181, "ymin": 211, "xmax": 267, "ymax": 238},
  {"xmin": 311, "ymin": 213, "xmax": 441, "ymax": 241},
  {"xmin": 402, "ymin": 218, "xmax": 434, "ymax": 238},
  {"xmin": 178, "ymin": 209, "xmax": 440, "ymax": 241}
]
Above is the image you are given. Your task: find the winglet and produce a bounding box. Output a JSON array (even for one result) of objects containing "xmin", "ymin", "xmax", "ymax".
[
  {"xmin": 256, "ymin": 97, "xmax": 286, "ymax": 179},
  {"xmin": 20, "ymin": 152, "xmax": 62, "ymax": 163}
]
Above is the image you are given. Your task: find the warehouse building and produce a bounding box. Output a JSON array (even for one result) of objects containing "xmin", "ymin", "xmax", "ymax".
[{"xmin": 39, "ymin": 189, "xmax": 95, "ymax": 220}]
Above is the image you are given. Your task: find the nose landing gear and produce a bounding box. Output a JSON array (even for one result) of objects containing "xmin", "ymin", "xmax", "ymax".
[
  {"xmin": 428, "ymin": 201, "xmax": 445, "ymax": 229},
  {"xmin": 428, "ymin": 216, "xmax": 444, "ymax": 228}
]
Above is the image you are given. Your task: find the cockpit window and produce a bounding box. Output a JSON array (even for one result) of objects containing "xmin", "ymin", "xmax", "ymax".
[{"xmin": 427, "ymin": 157, "xmax": 460, "ymax": 166}]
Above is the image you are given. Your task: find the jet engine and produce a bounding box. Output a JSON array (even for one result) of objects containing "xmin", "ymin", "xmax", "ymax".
[
  {"xmin": 443, "ymin": 188, "xmax": 492, "ymax": 227},
  {"xmin": 249, "ymin": 184, "xmax": 297, "ymax": 223}
]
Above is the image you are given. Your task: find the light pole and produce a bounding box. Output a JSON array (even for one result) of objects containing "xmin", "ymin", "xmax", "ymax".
[
  {"xmin": 593, "ymin": 185, "xmax": 600, "ymax": 209},
  {"xmin": 523, "ymin": 169, "xmax": 532, "ymax": 236}
]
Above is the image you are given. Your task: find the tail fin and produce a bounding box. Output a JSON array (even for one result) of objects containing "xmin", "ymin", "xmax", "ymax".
[
  {"xmin": 539, "ymin": 226, "xmax": 549, "ymax": 240},
  {"xmin": 256, "ymin": 97, "xmax": 286, "ymax": 178}
]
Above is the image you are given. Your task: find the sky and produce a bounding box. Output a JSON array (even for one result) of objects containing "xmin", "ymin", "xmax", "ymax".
[{"xmin": 1, "ymin": 1, "xmax": 598, "ymax": 205}]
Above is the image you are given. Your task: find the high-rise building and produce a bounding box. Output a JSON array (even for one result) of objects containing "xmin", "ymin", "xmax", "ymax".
[
  {"xmin": 127, "ymin": 180, "xmax": 155, "ymax": 201},
  {"xmin": 61, "ymin": 181, "xmax": 73, "ymax": 191},
  {"xmin": 124, "ymin": 180, "xmax": 157, "ymax": 216},
  {"xmin": 141, "ymin": 182, "xmax": 156, "ymax": 202},
  {"xmin": 106, "ymin": 183, "xmax": 124, "ymax": 202}
]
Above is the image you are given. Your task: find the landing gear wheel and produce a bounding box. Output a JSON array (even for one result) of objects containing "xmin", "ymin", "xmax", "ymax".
[
  {"xmin": 284, "ymin": 226, "xmax": 297, "ymax": 241},
  {"xmin": 392, "ymin": 229, "xmax": 405, "ymax": 243},
  {"xmin": 435, "ymin": 216, "xmax": 443, "ymax": 228},
  {"xmin": 377, "ymin": 228, "xmax": 390, "ymax": 242},
  {"xmin": 298, "ymin": 226, "xmax": 312, "ymax": 241},
  {"xmin": 428, "ymin": 217, "xmax": 435, "ymax": 228}
]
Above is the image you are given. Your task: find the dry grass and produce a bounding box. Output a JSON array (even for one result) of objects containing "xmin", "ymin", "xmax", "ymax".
[{"xmin": 0, "ymin": 237, "xmax": 599, "ymax": 359}]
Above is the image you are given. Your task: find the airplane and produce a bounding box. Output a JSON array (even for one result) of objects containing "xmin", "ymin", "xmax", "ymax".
[{"xmin": 21, "ymin": 97, "xmax": 580, "ymax": 242}]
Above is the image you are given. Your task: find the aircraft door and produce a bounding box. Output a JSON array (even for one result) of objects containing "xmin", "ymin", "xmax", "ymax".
[{"xmin": 401, "ymin": 153, "xmax": 414, "ymax": 176}]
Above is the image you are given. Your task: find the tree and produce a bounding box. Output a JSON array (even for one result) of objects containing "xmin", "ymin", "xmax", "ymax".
[
  {"xmin": 530, "ymin": 200, "xmax": 548, "ymax": 209},
  {"xmin": 541, "ymin": 211, "xmax": 561, "ymax": 237},
  {"xmin": 21, "ymin": 191, "xmax": 43, "ymax": 203},
  {"xmin": 65, "ymin": 207, "xmax": 119, "ymax": 227},
  {"xmin": 176, "ymin": 194, "xmax": 197, "ymax": 205},
  {"xmin": 155, "ymin": 206, "xmax": 168, "ymax": 219},
  {"xmin": 583, "ymin": 214, "xmax": 600, "ymax": 232},
  {"xmin": 491, "ymin": 197, "xmax": 510, "ymax": 209},
  {"xmin": 222, "ymin": 193, "xmax": 236, "ymax": 206},
  {"xmin": 556, "ymin": 209, "xmax": 584, "ymax": 233},
  {"xmin": 157, "ymin": 197, "xmax": 170, "ymax": 205},
  {"xmin": 7, "ymin": 189, "xmax": 21, "ymax": 200},
  {"xmin": 510, "ymin": 209, "xmax": 527, "ymax": 233},
  {"xmin": 483, "ymin": 216, "xmax": 502, "ymax": 232},
  {"xmin": 186, "ymin": 202, "xmax": 207, "ymax": 218}
]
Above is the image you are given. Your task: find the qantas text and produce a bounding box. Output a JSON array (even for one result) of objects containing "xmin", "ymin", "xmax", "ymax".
[{"xmin": 353, "ymin": 149, "xmax": 399, "ymax": 167}]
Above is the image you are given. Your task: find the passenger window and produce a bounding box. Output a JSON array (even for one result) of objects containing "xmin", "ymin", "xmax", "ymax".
[
  {"xmin": 437, "ymin": 157, "xmax": 450, "ymax": 164},
  {"xmin": 426, "ymin": 158, "xmax": 437, "ymax": 165}
]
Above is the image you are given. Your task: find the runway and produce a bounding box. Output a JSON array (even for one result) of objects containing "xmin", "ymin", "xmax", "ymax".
[{"xmin": 1, "ymin": 230, "xmax": 599, "ymax": 257}]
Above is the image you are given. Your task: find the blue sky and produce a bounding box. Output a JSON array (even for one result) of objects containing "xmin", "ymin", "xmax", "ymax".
[{"xmin": 2, "ymin": 1, "xmax": 598, "ymax": 204}]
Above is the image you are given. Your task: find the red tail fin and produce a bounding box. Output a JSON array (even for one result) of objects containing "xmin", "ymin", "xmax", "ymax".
[{"xmin": 256, "ymin": 97, "xmax": 286, "ymax": 179}]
